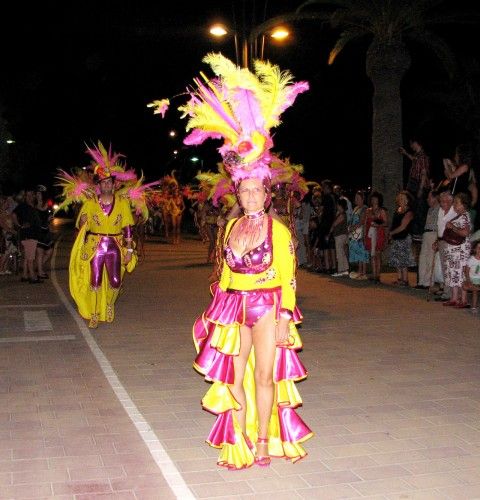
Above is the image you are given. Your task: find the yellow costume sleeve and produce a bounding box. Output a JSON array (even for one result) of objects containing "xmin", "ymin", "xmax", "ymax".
[
  {"xmin": 272, "ymin": 219, "xmax": 296, "ymax": 311},
  {"xmin": 119, "ymin": 197, "xmax": 134, "ymax": 227}
]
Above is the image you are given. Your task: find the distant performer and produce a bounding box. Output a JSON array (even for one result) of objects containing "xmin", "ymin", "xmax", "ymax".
[{"xmin": 65, "ymin": 143, "xmax": 137, "ymax": 328}]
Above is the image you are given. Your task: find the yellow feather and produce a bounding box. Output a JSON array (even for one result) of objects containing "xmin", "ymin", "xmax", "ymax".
[
  {"xmin": 254, "ymin": 59, "xmax": 294, "ymax": 129},
  {"xmin": 181, "ymin": 102, "xmax": 239, "ymax": 143}
]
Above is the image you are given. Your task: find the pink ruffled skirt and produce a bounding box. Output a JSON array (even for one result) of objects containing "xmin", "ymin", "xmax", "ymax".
[{"xmin": 192, "ymin": 283, "xmax": 313, "ymax": 469}]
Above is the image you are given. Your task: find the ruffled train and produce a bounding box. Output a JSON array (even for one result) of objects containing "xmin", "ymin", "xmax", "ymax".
[{"xmin": 192, "ymin": 283, "xmax": 313, "ymax": 469}]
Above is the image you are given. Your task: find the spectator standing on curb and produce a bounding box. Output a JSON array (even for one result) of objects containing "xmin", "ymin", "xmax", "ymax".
[
  {"xmin": 463, "ymin": 240, "xmax": 480, "ymax": 313},
  {"xmin": 12, "ymin": 188, "xmax": 42, "ymax": 284},
  {"xmin": 348, "ymin": 190, "xmax": 369, "ymax": 280},
  {"xmin": 330, "ymin": 198, "xmax": 349, "ymax": 277},
  {"xmin": 415, "ymin": 190, "xmax": 440, "ymax": 289},
  {"xmin": 399, "ymin": 138, "xmax": 431, "ymax": 244},
  {"xmin": 388, "ymin": 190, "xmax": 416, "ymax": 287},
  {"xmin": 441, "ymin": 192, "xmax": 471, "ymax": 308},
  {"xmin": 364, "ymin": 191, "xmax": 388, "ymax": 284},
  {"xmin": 434, "ymin": 190, "xmax": 456, "ymax": 301}
]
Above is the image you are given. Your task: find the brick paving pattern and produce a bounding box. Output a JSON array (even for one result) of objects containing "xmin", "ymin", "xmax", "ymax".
[{"xmin": 0, "ymin": 223, "xmax": 480, "ymax": 499}]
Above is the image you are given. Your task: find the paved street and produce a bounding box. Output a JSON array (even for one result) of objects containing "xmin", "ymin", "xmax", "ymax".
[{"xmin": 1, "ymin": 221, "xmax": 480, "ymax": 499}]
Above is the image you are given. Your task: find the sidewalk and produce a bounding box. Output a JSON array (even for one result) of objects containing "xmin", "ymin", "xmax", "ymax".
[{"xmin": 1, "ymin": 224, "xmax": 480, "ymax": 499}]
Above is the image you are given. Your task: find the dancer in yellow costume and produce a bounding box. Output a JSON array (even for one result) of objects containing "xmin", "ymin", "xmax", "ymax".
[
  {"xmin": 150, "ymin": 53, "xmax": 313, "ymax": 469},
  {"xmin": 59, "ymin": 142, "xmax": 139, "ymax": 328}
]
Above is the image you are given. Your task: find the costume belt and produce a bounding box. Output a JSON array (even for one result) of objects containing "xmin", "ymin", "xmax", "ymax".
[
  {"xmin": 87, "ymin": 232, "xmax": 122, "ymax": 236},
  {"xmin": 226, "ymin": 286, "xmax": 281, "ymax": 295}
]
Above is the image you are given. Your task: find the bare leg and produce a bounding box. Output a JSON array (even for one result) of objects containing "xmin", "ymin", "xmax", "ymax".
[
  {"xmin": 401, "ymin": 267, "xmax": 408, "ymax": 284},
  {"xmin": 252, "ymin": 307, "xmax": 276, "ymax": 457},
  {"xmin": 26, "ymin": 259, "xmax": 35, "ymax": 280},
  {"xmin": 230, "ymin": 326, "xmax": 253, "ymax": 435},
  {"xmin": 36, "ymin": 247, "xmax": 45, "ymax": 276},
  {"xmin": 174, "ymin": 215, "xmax": 182, "ymax": 244},
  {"xmin": 43, "ymin": 247, "xmax": 53, "ymax": 270}
]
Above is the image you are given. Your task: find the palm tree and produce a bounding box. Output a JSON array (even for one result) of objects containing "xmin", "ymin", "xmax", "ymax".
[
  {"xmin": 257, "ymin": 0, "xmax": 476, "ymax": 211},
  {"xmin": 409, "ymin": 55, "xmax": 480, "ymax": 161}
]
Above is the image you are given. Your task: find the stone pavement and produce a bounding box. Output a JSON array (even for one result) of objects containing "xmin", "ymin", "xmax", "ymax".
[{"xmin": 1, "ymin": 222, "xmax": 480, "ymax": 499}]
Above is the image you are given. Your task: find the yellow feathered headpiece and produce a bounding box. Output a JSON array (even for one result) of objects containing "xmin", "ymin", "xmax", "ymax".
[{"xmin": 149, "ymin": 53, "xmax": 309, "ymax": 183}]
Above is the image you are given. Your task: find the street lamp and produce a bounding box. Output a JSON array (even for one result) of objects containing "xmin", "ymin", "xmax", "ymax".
[
  {"xmin": 208, "ymin": 21, "xmax": 289, "ymax": 68},
  {"xmin": 209, "ymin": 22, "xmax": 243, "ymax": 67}
]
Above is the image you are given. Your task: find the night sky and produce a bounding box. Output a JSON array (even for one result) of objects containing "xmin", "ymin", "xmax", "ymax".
[{"xmin": 0, "ymin": 0, "xmax": 478, "ymax": 194}]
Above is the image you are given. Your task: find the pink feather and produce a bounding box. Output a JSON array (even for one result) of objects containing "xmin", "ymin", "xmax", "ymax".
[
  {"xmin": 212, "ymin": 178, "xmax": 233, "ymax": 206},
  {"xmin": 230, "ymin": 88, "xmax": 264, "ymax": 135},
  {"xmin": 114, "ymin": 170, "xmax": 137, "ymax": 181},
  {"xmin": 184, "ymin": 129, "xmax": 222, "ymax": 146},
  {"xmin": 276, "ymin": 82, "xmax": 309, "ymax": 116}
]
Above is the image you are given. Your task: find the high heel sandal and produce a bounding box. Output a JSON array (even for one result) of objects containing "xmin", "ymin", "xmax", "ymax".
[
  {"xmin": 255, "ymin": 437, "xmax": 271, "ymax": 467},
  {"xmin": 243, "ymin": 433, "xmax": 254, "ymax": 452}
]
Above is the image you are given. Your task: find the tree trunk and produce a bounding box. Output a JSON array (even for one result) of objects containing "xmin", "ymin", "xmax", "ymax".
[{"xmin": 366, "ymin": 39, "xmax": 410, "ymax": 214}]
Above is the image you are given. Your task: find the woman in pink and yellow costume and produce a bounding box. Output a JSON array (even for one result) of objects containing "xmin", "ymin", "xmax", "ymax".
[
  {"xmin": 151, "ymin": 53, "xmax": 313, "ymax": 469},
  {"xmin": 57, "ymin": 142, "xmax": 155, "ymax": 328}
]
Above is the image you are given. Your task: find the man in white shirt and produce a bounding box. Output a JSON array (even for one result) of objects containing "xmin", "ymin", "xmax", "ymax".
[
  {"xmin": 434, "ymin": 190, "xmax": 456, "ymax": 300},
  {"xmin": 333, "ymin": 185, "xmax": 353, "ymax": 222}
]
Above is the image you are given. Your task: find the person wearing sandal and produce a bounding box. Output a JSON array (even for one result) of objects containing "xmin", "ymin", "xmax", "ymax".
[
  {"xmin": 442, "ymin": 192, "xmax": 471, "ymax": 308},
  {"xmin": 161, "ymin": 54, "xmax": 314, "ymax": 470}
]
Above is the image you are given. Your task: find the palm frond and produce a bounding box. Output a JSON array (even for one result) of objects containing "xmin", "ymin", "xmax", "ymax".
[
  {"xmin": 425, "ymin": 11, "xmax": 480, "ymax": 25},
  {"xmin": 328, "ymin": 28, "xmax": 367, "ymax": 65},
  {"xmin": 406, "ymin": 29, "xmax": 457, "ymax": 79},
  {"xmin": 296, "ymin": 0, "xmax": 351, "ymax": 14}
]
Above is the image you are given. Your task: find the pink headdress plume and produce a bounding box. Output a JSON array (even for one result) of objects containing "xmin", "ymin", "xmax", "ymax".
[
  {"xmin": 270, "ymin": 155, "xmax": 308, "ymax": 200},
  {"xmin": 150, "ymin": 53, "xmax": 309, "ymax": 184},
  {"xmin": 117, "ymin": 172, "xmax": 161, "ymax": 221},
  {"xmin": 195, "ymin": 162, "xmax": 235, "ymax": 208},
  {"xmin": 85, "ymin": 141, "xmax": 126, "ymax": 182}
]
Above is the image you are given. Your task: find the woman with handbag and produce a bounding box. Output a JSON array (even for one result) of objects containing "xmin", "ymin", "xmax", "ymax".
[{"xmin": 442, "ymin": 192, "xmax": 472, "ymax": 307}]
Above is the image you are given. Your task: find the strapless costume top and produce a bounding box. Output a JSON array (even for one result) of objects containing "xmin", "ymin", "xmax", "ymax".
[{"xmin": 224, "ymin": 218, "xmax": 273, "ymax": 275}]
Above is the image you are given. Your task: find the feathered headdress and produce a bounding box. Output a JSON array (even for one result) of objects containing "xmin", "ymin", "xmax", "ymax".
[
  {"xmin": 270, "ymin": 155, "xmax": 309, "ymax": 200},
  {"xmin": 86, "ymin": 141, "xmax": 137, "ymax": 183},
  {"xmin": 149, "ymin": 53, "xmax": 309, "ymax": 183},
  {"xmin": 54, "ymin": 167, "xmax": 95, "ymax": 213},
  {"xmin": 55, "ymin": 141, "xmax": 160, "ymax": 218},
  {"xmin": 195, "ymin": 162, "xmax": 236, "ymax": 208}
]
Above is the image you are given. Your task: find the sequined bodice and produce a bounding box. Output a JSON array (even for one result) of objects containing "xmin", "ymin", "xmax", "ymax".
[{"xmin": 224, "ymin": 217, "xmax": 273, "ymax": 274}]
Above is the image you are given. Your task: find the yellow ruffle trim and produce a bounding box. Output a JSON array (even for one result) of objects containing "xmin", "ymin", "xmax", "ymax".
[
  {"xmin": 210, "ymin": 324, "xmax": 241, "ymax": 355},
  {"xmin": 202, "ymin": 382, "xmax": 240, "ymax": 414},
  {"xmin": 276, "ymin": 379, "xmax": 302, "ymax": 408},
  {"xmin": 268, "ymin": 435, "xmax": 313, "ymax": 462}
]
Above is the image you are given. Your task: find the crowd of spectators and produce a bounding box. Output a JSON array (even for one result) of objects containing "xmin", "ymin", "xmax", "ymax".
[
  {"xmin": 292, "ymin": 139, "xmax": 480, "ymax": 311},
  {"xmin": 0, "ymin": 185, "xmax": 54, "ymax": 282}
]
